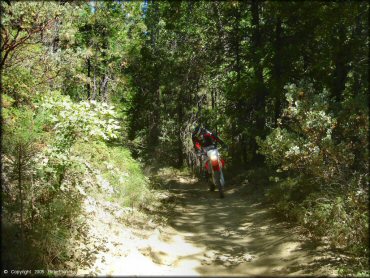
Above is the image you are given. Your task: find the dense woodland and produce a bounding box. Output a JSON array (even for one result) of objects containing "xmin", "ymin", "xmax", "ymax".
[{"xmin": 1, "ymin": 0, "xmax": 369, "ymax": 275}]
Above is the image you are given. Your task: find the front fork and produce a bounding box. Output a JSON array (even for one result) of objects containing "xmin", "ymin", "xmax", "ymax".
[
  {"xmin": 201, "ymin": 154, "xmax": 224, "ymax": 188},
  {"xmin": 212, "ymin": 166, "xmax": 225, "ymax": 198}
]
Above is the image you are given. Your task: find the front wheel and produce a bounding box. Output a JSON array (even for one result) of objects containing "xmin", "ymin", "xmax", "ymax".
[{"xmin": 213, "ymin": 171, "xmax": 224, "ymax": 198}]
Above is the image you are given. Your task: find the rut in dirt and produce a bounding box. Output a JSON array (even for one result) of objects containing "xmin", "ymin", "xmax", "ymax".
[{"xmin": 151, "ymin": 172, "xmax": 339, "ymax": 276}]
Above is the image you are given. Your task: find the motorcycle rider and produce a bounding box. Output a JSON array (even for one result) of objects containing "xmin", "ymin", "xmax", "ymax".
[{"xmin": 192, "ymin": 125, "xmax": 227, "ymax": 179}]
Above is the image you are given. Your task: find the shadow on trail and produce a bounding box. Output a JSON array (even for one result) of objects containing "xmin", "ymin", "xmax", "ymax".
[{"xmin": 156, "ymin": 175, "xmax": 338, "ymax": 276}]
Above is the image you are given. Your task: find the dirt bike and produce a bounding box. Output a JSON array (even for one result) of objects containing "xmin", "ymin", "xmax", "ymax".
[{"xmin": 200, "ymin": 145, "xmax": 226, "ymax": 198}]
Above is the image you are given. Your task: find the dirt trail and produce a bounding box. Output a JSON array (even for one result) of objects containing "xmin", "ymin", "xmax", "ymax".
[{"xmin": 76, "ymin": 172, "xmax": 339, "ymax": 276}]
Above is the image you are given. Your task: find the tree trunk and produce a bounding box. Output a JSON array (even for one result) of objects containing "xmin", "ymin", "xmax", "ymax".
[
  {"xmin": 177, "ymin": 95, "xmax": 184, "ymax": 168},
  {"xmin": 352, "ymin": 12, "xmax": 363, "ymax": 96},
  {"xmin": 251, "ymin": 0, "xmax": 264, "ymax": 87},
  {"xmin": 148, "ymin": 85, "xmax": 161, "ymax": 149},
  {"xmin": 52, "ymin": 18, "xmax": 60, "ymax": 53},
  {"xmin": 17, "ymin": 145, "xmax": 24, "ymax": 241},
  {"xmin": 100, "ymin": 74, "xmax": 109, "ymax": 102},
  {"xmin": 211, "ymin": 90, "xmax": 215, "ymax": 109},
  {"xmin": 332, "ymin": 23, "xmax": 349, "ymax": 103},
  {"xmin": 251, "ymin": 0, "xmax": 266, "ymax": 163},
  {"xmin": 87, "ymin": 58, "xmax": 91, "ymax": 99},
  {"xmin": 273, "ymin": 15, "xmax": 283, "ymax": 125},
  {"xmin": 92, "ymin": 64, "xmax": 97, "ymax": 100}
]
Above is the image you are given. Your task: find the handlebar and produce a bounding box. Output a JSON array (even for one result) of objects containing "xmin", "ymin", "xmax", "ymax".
[{"xmin": 197, "ymin": 144, "xmax": 229, "ymax": 154}]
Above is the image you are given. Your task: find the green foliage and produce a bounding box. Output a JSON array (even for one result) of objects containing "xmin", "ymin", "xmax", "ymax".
[
  {"xmin": 3, "ymin": 107, "xmax": 45, "ymax": 153},
  {"xmin": 258, "ymin": 83, "xmax": 369, "ymax": 262},
  {"xmin": 1, "ymin": 92, "xmax": 147, "ymax": 270},
  {"xmin": 72, "ymin": 141, "xmax": 153, "ymax": 209},
  {"xmin": 1, "ymin": 1, "xmax": 76, "ymax": 101},
  {"xmin": 2, "ymin": 106, "xmax": 85, "ymax": 270},
  {"xmin": 39, "ymin": 91, "xmax": 121, "ymax": 151},
  {"xmin": 257, "ymin": 84, "xmax": 346, "ymax": 181}
]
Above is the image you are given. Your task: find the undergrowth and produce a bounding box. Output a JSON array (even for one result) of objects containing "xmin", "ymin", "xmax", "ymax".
[
  {"xmin": 2, "ymin": 94, "xmax": 157, "ymax": 271},
  {"xmin": 73, "ymin": 141, "xmax": 155, "ymax": 209}
]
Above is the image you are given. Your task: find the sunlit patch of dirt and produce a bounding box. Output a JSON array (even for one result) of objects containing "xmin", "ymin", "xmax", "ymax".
[{"xmin": 71, "ymin": 170, "xmax": 339, "ymax": 276}]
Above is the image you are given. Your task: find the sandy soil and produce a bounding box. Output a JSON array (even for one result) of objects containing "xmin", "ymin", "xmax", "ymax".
[{"xmin": 75, "ymin": 172, "xmax": 340, "ymax": 276}]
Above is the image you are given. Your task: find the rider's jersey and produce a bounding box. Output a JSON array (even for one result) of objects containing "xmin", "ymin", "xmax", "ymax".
[{"xmin": 192, "ymin": 129, "xmax": 224, "ymax": 151}]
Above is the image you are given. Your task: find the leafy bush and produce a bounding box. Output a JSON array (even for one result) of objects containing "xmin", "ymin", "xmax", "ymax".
[
  {"xmin": 72, "ymin": 141, "xmax": 153, "ymax": 209},
  {"xmin": 257, "ymin": 83, "xmax": 369, "ymax": 260},
  {"xmin": 39, "ymin": 91, "xmax": 121, "ymax": 151},
  {"xmin": 1, "ymin": 92, "xmax": 150, "ymax": 270},
  {"xmin": 2, "ymin": 106, "xmax": 84, "ymax": 269}
]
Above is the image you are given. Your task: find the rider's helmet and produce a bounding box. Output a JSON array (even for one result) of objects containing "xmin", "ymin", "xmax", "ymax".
[{"xmin": 193, "ymin": 125, "xmax": 204, "ymax": 137}]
